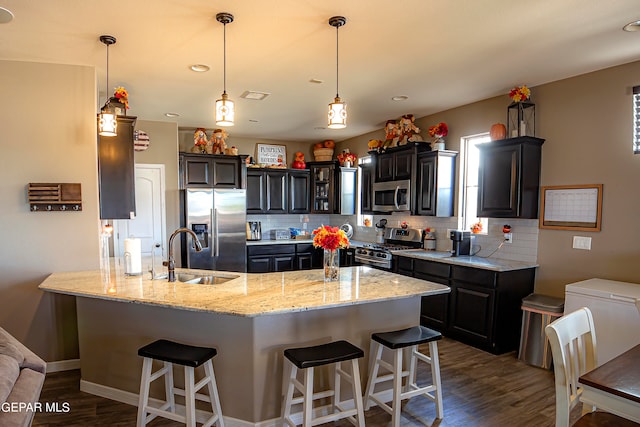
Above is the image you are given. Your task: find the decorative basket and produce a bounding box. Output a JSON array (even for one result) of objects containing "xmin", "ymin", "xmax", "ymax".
[{"xmin": 314, "ymin": 148, "xmax": 334, "ymax": 161}]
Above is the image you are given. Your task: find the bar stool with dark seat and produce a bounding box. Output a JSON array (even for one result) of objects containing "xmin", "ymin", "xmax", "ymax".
[
  {"xmin": 364, "ymin": 325, "xmax": 443, "ymax": 427},
  {"xmin": 136, "ymin": 339, "xmax": 224, "ymax": 427},
  {"xmin": 282, "ymin": 340, "xmax": 366, "ymax": 427}
]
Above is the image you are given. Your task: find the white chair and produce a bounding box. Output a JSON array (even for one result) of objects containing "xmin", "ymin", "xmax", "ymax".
[{"xmin": 545, "ymin": 307, "xmax": 639, "ymax": 427}]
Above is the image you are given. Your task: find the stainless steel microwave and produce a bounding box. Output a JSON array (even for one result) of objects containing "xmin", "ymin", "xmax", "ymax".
[{"xmin": 372, "ymin": 179, "xmax": 411, "ymax": 212}]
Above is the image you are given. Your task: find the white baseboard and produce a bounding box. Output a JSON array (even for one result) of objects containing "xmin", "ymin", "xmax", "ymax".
[
  {"xmin": 79, "ymin": 379, "xmax": 280, "ymax": 427},
  {"xmin": 46, "ymin": 358, "xmax": 80, "ymax": 373}
]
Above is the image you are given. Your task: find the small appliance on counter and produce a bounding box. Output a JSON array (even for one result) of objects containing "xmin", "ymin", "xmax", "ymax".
[
  {"xmin": 246, "ymin": 221, "xmax": 262, "ymax": 241},
  {"xmin": 270, "ymin": 229, "xmax": 291, "ymax": 240},
  {"xmin": 449, "ymin": 230, "xmax": 471, "ymax": 257},
  {"xmin": 374, "ymin": 219, "xmax": 387, "ymax": 244}
]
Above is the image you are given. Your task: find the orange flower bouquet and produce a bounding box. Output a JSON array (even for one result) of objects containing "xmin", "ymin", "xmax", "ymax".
[
  {"xmin": 509, "ymin": 85, "xmax": 530, "ymax": 103},
  {"xmin": 312, "ymin": 225, "xmax": 349, "ymax": 281},
  {"xmin": 114, "ymin": 86, "xmax": 129, "ymax": 109}
]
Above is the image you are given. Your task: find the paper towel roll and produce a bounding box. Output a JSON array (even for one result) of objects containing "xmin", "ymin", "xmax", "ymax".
[{"xmin": 124, "ymin": 238, "xmax": 142, "ymax": 276}]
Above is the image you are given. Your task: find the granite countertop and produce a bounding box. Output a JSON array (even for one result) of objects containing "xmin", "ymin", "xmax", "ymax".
[
  {"xmin": 38, "ymin": 263, "xmax": 449, "ymax": 317},
  {"xmin": 392, "ymin": 249, "xmax": 538, "ymax": 272}
]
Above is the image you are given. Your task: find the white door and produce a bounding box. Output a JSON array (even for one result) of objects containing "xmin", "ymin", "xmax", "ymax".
[{"xmin": 114, "ymin": 164, "xmax": 166, "ymax": 259}]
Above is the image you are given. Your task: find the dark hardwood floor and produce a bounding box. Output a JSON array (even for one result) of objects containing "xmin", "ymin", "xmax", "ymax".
[{"xmin": 32, "ymin": 337, "xmax": 583, "ymax": 426}]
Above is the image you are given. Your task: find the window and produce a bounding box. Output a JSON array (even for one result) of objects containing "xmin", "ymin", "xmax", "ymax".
[
  {"xmin": 461, "ymin": 134, "xmax": 491, "ymax": 232},
  {"xmin": 633, "ymin": 85, "xmax": 640, "ymax": 154}
]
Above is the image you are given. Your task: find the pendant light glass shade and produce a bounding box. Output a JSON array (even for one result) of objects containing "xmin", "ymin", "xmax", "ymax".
[
  {"xmin": 328, "ymin": 96, "xmax": 347, "ymax": 129},
  {"xmin": 215, "ymin": 12, "xmax": 234, "ymax": 127},
  {"xmin": 215, "ymin": 92, "xmax": 235, "ymax": 126},
  {"xmin": 328, "ymin": 16, "xmax": 347, "ymax": 129},
  {"xmin": 98, "ymin": 35, "xmax": 117, "ymax": 137},
  {"xmin": 98, "ymin": 109, "xmax": 117, "ymax": 136}
]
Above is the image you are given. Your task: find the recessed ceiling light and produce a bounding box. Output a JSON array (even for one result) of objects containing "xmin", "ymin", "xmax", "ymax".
[
  {"xmin": 392, "ymin": 95, "xmax": 409, "ymax": 101},
  {"xmin": 190, "ymin": 64, "xmax": 210, "ymax": 72},
  {"xmin": 165, "ymin": 112, "xmax": 180, "ymax": 118},
  {"xmin": 623, "ymin": 20, "xmax": 640, "ymax": 32},
  {"xmin": 240, "ymin": 91, "xmax": 270, "ymax": 100},
  {"xmin": 309, "ymin": 79, "xmax": 324, "ymax": 84},
  {"xmin": 0, "ymin": 7, "xmax": 14, "ymax": 24},
  {"xmin": 314, "ymin": 126, "xmax": 326, "ymax": 130}
]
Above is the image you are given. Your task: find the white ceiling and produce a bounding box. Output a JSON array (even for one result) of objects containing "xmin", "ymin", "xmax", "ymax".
[{"xmin": 2, "ymin": 0, "xmax": 640, "ymax": 143}]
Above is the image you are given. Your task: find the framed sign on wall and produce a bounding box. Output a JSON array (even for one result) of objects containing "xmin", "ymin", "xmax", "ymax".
[
  {"xmin": 255, "ymin": 144, "xmax": 287, "ymax": 167},
  {"xmin": 539, "ymin": 184, "xmax": 603, "ymax": 231}
]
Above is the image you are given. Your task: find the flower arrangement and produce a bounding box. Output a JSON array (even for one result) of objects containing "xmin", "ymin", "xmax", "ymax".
[
  {"xmin": 428, "ymin": 122, "xmax": 448, "ymax": 139},
  {"xmin": 114, "ymin": 86, "xmax": 129, "ymax": 109},
  {"xmin": 312, "ymin": 225, "xmax": 350, "ymax": 251},
  {"xmin": 509, "ymin": 85, "xmax": 530, "ymax": 103},
  {"xmin": 470, "ymin": 221, "xmax": 483, "ymax": 234},
  {"xmin": 337, "ymin": 150, "xmax": 357, "ymax": 166}
]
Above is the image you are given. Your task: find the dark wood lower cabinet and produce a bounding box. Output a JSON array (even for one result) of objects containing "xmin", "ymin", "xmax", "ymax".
[
  {"xmin": 394, "ymin": 255, "xmax": 535, "ymax": 354},
  {"xmin": 247, "ymin": 243, "xmax": 322, "ymax": 273}
]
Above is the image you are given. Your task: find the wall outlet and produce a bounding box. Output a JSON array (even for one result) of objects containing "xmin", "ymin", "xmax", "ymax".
[
  {"xmin": 572, "ymin": 236, "xmax": 592, "ymax": 250},
  {"xmin": 504, "ymin": 233, "xmax": 513, "ymax": 243}
]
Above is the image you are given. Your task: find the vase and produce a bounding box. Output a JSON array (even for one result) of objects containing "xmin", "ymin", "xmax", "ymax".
[{"xmin": 323, "ymin": 249, "xmax": 340, "ymax": 282}]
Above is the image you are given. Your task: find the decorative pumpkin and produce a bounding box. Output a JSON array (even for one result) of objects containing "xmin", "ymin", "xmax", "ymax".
[
  {"xmin": 490, "ymin": 123, "xmax": 507, "ymax": 141},
  {"xmin": 291, "ymin": 151, "xmax": 306, "ymax": 169},
  {"xmin": 323, "ymin": 139, "xmax": 336, "ymax": 149}
]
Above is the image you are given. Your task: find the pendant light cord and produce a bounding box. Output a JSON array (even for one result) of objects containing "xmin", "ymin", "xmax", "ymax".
[
  {"xmin": 223, "ymin": 21, "xmax": 227, "ymax": 96},
  {"xmin": 105, "ymin": 43, "xmax": 110, "ymax": 105},
  {"xmin": 335, "ymin": 24, "xmax": 339, "ymax": 98}
]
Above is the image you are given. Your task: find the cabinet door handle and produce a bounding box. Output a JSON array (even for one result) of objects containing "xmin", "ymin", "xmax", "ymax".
[{"xmin": 210, "ymin": 209, "xmax": 215, "ymax": 258}]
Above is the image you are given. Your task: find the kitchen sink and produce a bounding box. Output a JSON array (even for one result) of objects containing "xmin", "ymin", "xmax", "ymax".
[{"xmin": 176, "ymin": 273, "xmax": 238, "ymax": 285}]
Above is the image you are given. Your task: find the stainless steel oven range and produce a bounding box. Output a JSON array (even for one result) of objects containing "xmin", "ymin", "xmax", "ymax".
[{"xmin": 354, "ymin": 228, "xmax": 423, "ymax": 270}]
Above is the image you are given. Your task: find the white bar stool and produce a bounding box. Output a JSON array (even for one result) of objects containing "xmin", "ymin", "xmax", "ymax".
[
  {"xmin": 364, "ymin": 326, "xmax": 443, "ymax": 427},
  {"xmin": 136, "ymin": 339, "xmax": 224, "ymax": 427},
  {"xmin": 282, "ymin": 340, "xmax": 366, "ymax": 427}
]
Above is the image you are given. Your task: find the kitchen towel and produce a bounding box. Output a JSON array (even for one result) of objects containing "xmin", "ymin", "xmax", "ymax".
[{"xmin": 124, "ymin": 238, "xmax": 142, "ymax": 276}]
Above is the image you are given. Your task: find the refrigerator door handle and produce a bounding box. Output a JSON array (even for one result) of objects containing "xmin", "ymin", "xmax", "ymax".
[
  {"xmin": 210, "ymin": 208, "xmax": 215, "ymax": 258},
  {"xmin": 214, "ymin": 208, "xmax": 220, "ymax": 257}
]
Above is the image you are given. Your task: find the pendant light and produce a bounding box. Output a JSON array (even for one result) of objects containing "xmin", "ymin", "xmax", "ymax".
[
  {"xmin": 328, "ymin": 16, "xmax": 347, "ymax": 129},
  {"xmin": 97, "ymin": 35, "xmax": 117, "ymax": 137},
  {"xmin": 215, "ymin": 12, "xmax": 235, "ymax": 127}
]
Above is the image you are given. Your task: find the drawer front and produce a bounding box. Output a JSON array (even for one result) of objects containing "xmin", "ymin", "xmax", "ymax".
[
  {"xmin": 414, "ymin": 259, "xmax": 450, "ymax": 279},
  {"xmin": 451, "ymin": 265, "xmax": 497, "ymax": 288},
  {"xmin": 248, "ymin": 244, "xmax": 295, "ymax": 256},
  {"xmin": 296, "ymin": 243, "xmax": 314, "ymax": 253},
  {"xmin": 396, "ymin": 256, "xmax": 414, "ymax": 274}
]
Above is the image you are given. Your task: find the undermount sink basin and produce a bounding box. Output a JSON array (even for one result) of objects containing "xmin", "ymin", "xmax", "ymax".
[{"xmin": 176, "ymin": 273, "xmax": 238, "ymax": 285}]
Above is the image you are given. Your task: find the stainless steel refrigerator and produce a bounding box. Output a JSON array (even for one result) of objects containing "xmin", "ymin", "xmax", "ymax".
[{"xmin": 183, "ymin": 188, "xmax": 247, "ymax": 272}]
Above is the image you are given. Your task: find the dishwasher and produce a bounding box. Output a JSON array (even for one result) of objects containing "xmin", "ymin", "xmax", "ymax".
[{"xmin": 564, "ymin": 278, "xmax": 640, "ymax": 365}]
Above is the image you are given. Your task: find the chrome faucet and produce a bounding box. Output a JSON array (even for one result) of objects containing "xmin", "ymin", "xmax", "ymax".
[{"xmin": 164, "ymin": 227, "xmax": 203, "ymax": 282}]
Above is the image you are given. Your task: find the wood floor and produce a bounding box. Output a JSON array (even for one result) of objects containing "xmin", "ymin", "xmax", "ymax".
[{"xmin": 32, "ymin": 337, "xmax": 583, "ymax": 427}]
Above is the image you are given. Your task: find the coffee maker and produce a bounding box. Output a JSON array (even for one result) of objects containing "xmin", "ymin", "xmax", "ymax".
[{"xmin": 449, "ymin": 230, "xmax": 471, "ymax": 257}]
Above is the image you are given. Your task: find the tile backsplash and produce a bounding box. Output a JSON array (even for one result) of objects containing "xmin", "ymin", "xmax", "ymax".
[{"xmin": 248, "ymin": 213, "xmax": 538, "ymax": 264}]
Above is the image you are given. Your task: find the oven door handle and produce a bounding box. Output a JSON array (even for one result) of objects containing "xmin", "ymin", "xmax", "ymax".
[
  {"xmin": 394, "ymin": 185, "xmax": 400, "ymax": 210},
  {"xmin": 354, "ymin": 255, "xmax": 390, "ymax": 265}
]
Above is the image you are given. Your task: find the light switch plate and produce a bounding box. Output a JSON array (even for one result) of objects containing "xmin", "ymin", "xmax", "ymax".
[{"xmin": 573, "ymin": 236, "xmax": 592, "ymax": 250}]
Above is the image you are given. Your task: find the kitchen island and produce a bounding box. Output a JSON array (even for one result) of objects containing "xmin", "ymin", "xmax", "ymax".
[{"xmin": 39, "ymin": 262, "xmax": 449, "ymax": 425}]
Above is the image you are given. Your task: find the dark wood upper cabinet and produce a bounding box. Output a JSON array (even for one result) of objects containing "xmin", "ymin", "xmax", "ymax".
[
  {"xmin": 97, "ymin": 116, "xmax": 136, "ymax": 219},
  {"xmin": 359, "ymin": 163, "xmax": 374, "ymax": 214},
  {"xmin": 288, "ymin": 170, "xmax": 310, "ymax": 214},
  {"xmin": 180, "ymin": 153, "xmax": 242, "ymax": 189},
  {"xmin": 477, "ymin": 136, "xmax": 544, "ymax": 218},
  {"xmin": 246, "ymin": 168, "xmax": 309, "ymax": 214},
  {"xmin": 416, "ymin": 150, "xmax": 457, "ymax": 216}
]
